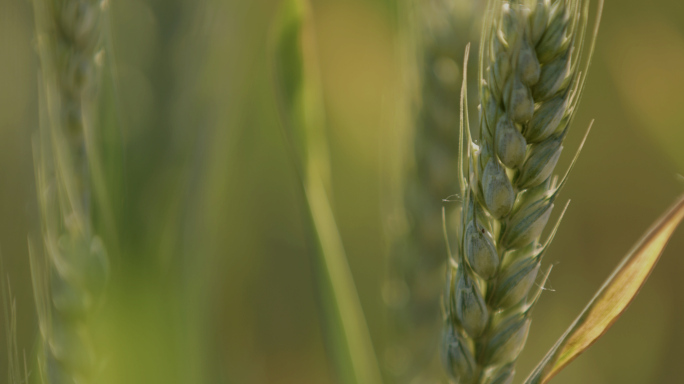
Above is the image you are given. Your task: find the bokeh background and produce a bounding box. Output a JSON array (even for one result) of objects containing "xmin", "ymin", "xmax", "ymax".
[{"xmin": 1, "ymin": 0, "xmax": 684, "ymax": 383}]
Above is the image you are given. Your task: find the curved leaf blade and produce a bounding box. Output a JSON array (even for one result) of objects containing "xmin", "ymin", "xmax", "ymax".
[{"xmin": 525, "ymin": 194, "xmax": 684, "ymax": 384}]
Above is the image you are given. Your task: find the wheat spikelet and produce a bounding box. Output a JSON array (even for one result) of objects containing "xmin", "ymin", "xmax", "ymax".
[
  {"xmin": 31, "ymin": 1, "xmax": 110, "ymax": 383},
  {"xmin": 441, "ymin": 1, "xmax": 601, "ymax": 383}
]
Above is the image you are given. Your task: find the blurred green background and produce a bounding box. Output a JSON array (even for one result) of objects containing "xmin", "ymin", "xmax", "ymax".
[{"xmin": 0, "ymin": 0, "xmax": 683, "ymax": 383}]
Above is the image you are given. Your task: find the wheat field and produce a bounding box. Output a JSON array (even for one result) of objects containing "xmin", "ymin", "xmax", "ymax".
[{"xmin": 0, "ymin": 0, "xmax": 684, "ymax": 383}]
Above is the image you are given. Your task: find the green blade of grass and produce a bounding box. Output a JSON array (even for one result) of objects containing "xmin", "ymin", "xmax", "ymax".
[
  {"xmin": 525, "ymin": 194, "xmax": 684, "ymax": 384},
  {"xmin": 303, "ymin": 170, "xmax": 384, "ymax": 384},
  {"xmin": 271, "ymin": 1, "xmax": 383, "ymax": 383}
]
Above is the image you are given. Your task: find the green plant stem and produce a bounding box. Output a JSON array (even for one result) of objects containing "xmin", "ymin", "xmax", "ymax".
[
  {"xmin": 302, "ymin": 163, "xmax": 383, "ymax": 384},
  {"xmin": 271, "ymin": 1, "xmax": 383, "ymax": 382}
]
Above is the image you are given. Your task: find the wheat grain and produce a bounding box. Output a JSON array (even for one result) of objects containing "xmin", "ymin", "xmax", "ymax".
[
  {"xmin": 31, "ymin": 1, "xmax": 110, "ymax": 383},
  {"xmin": 442, "ymin": 1, "xmax": 600, "ymax": 383}
]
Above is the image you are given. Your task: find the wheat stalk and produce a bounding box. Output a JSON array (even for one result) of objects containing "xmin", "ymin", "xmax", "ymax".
[
  {"xmin": 30, "ymin": 1, "xmax": 110, "ymax": 383},
  {"xmin": 385, "ymin": 1, "xmax": 477, "ymax": 382},
  {"xmin": 442, "ymin": 1, "xmax": 600, "ymax": 383}
]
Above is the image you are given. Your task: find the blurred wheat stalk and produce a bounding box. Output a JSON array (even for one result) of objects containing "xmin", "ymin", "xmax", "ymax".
[
  {"xmin": 30, "ymin": 1, "xmax": 114, "ymax": 383},
  {"xmin": 384, "ymin": 0, "xmax": 477, "ymax": 383}
]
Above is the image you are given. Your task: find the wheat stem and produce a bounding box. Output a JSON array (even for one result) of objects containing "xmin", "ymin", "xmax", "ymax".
[
  {"xmin": 31, "ymin": 1, "xmax": 111, "ymax": 383},
  {"xmin": 384, "ymin": 1, "xmax": 479, "ymax": 382}
]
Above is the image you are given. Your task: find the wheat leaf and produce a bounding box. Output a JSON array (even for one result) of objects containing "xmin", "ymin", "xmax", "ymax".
[{"xmin": 524, "ymin": 194, "xmax": 684, "ymax": 384}]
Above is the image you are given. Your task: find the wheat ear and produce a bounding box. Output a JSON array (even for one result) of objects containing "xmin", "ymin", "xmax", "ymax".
[
  {"xmin": 31, "ymin": 1, "xmax": 110, "ymax": 383},
  {"xmin": 442, "ymin": 1, "xmax": 600, "ymax": 383}
]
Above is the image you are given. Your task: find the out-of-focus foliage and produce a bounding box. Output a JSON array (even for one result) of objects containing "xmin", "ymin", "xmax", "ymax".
[
  {"xmin": 272, "ymin": 1, "xmax": 383, "ymax": 383},
  {"xmin": 0, "ymin": 0, "xmax": 683, "ymax": 383}
]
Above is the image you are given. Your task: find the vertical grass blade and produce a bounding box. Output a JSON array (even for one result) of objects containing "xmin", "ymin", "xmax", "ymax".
[
  {"xmin": 303, "ymin": 171, "xmax": 384, "ymax": 384},
  {"xmin": 271, "ymin": 1, "xmax": 383, "ymax": 383},
  {"xmin": 525, "ymin": 194, "xmax": 684, "ymax": 384}
]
